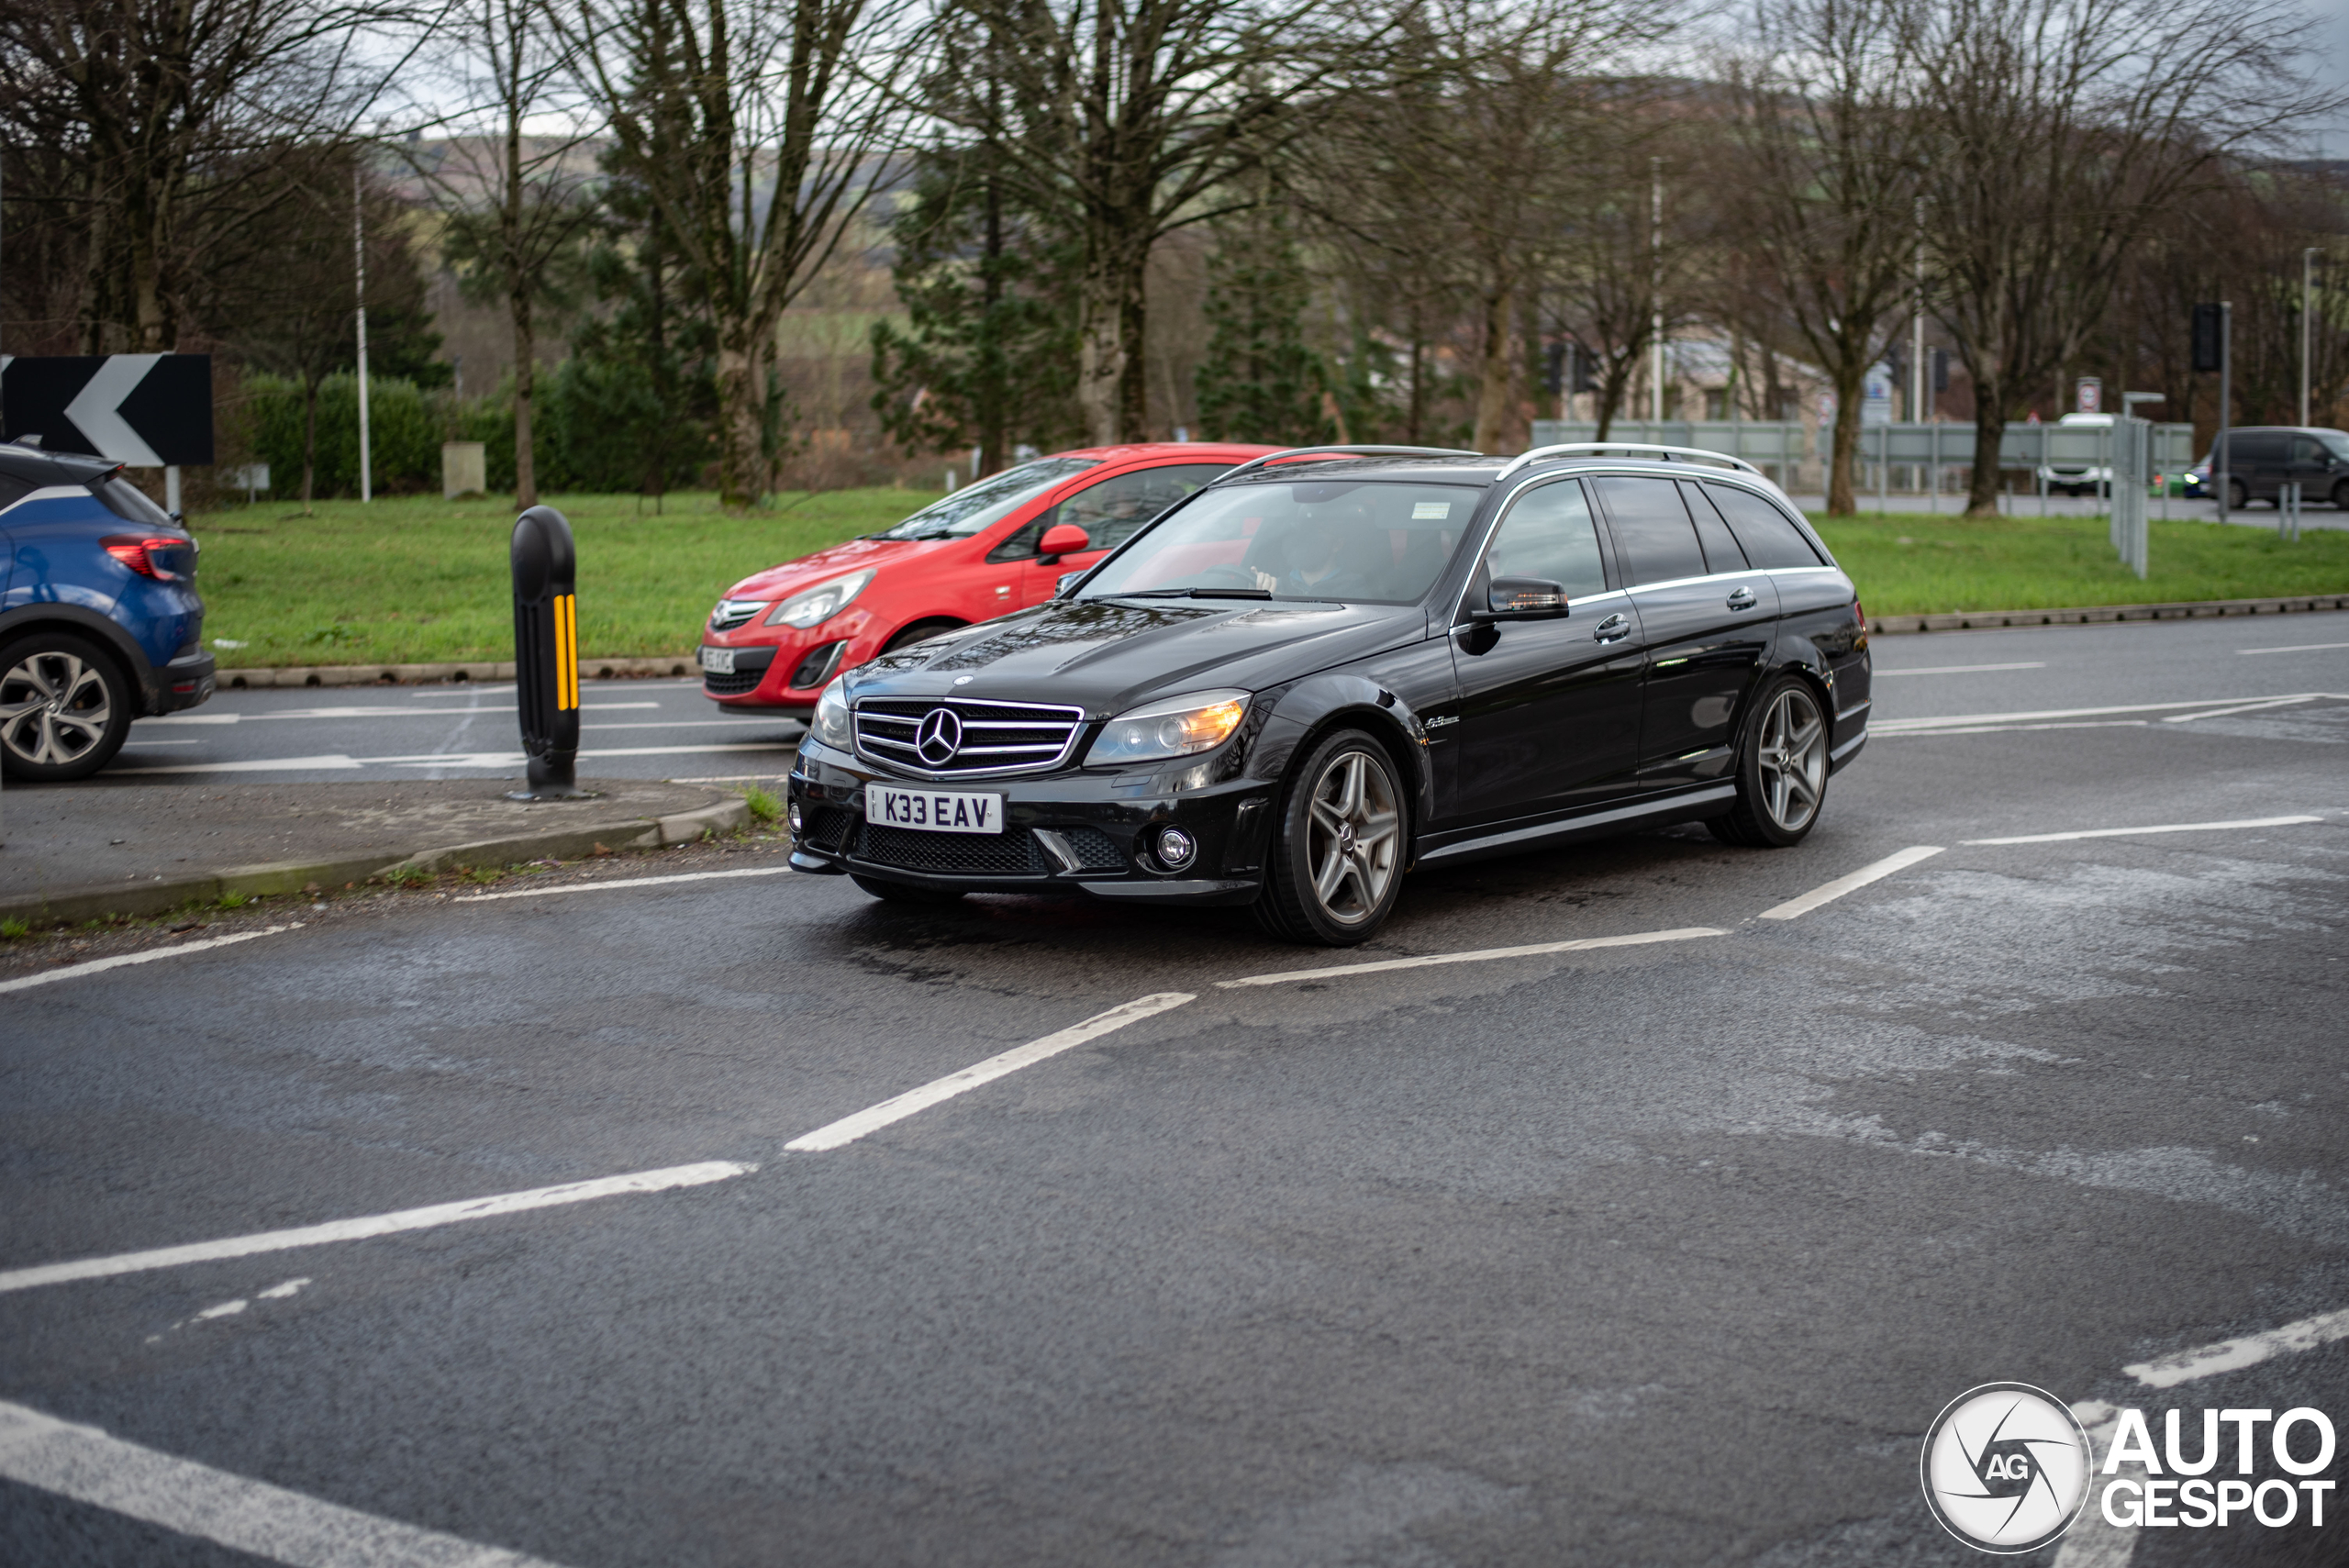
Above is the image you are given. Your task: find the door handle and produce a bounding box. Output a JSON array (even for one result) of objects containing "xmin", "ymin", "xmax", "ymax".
[
  {"xmin": 1593, "ymin": 613, "xmax": 1630, "ymax": 644},
  {"xmin": 1726, "ymin": 585, "xmax": 1757, "ymax": 611}
]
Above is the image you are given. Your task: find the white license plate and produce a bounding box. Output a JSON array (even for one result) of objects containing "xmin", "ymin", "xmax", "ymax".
[
  {"xmin": 699, "ymin": 646, "xmax": 735, "ymax": 674},
  {"xmin": 866, "ymin": 784, "xmax": 1005, "ymax": 835}
]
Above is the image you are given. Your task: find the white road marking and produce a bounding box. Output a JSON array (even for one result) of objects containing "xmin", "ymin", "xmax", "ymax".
[
  {"xmin": 0, "ymin": 925, "xmax": 302, "ymax": 996},
  {"xmin": 784, "ymin": 994, "xmax": 1197, "ymax": 1152},
  {"xmin": 1872, "ymin": 694, "xmax": 2329, "ymax": 733},
  {"xmin": 1872, "ymin": 662, "xmax": 2047, "ymax": 676},
  {"xmin": 453, "ymin": 865, "xmax": 794, "ymax": 902},
  {"xmin": 1216, "ymin": 927, "xmax": 1725, "ymax": 988},
  {"xmin": 1756, "ymin": 846, "xmax": 1944, "ymax": 921},
  {"xmin": 2160, "ymin": 695, "xmax": 2319, "ymax": 722},
  {"xmin": 112, "ymin": 742, "xmax": 797, "ymax": 775},
  {"xmin": 144, "ymin": 703, "xmax": 659, "ymax": 725},
  {"xmin": 2122, "ymin": 1305, "xmax": 2349, "ymax": 1389},
  {"xmin": 1872, "ymin": 719, "xmax": 2153, "ymax": 737},
  {"xmin": 0, "ymin": 1161, "xmax": 754, "ymax": 1296},
  {"xmin": 0, "ymin": 1398, "xmax": 571, "ymax": 1568},
  {"xmin": 194, "ymin": 1298, "xmax": 247, "ymax": 1320},
  {"xmin": 1964, "ymin": 815, "xmax": 2325, "ymax": 846},
  {"xmin": 258, "ymin": 1277, "xmax": 310, "ymax": 1299},
  {"xmin": 2238, "ymin": 640, "xmax": 2349, "ymax": 656}
]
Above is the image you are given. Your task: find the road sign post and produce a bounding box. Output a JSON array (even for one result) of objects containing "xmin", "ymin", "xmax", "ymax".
[{"xmin": 508, "ymin": 506, "xmax": 587, "ymax": 800}]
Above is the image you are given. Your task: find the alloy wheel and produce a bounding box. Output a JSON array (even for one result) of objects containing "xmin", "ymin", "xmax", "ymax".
[
  {"xmin": 0, "ymin": 651, "xmax": 114, "ymax": 768},
  {"xmin": 1305, "ymin": 749, "xmax": 1400, "ymax": 926},
  {"xmin": 1755, "ymin": 684, "xmax": 1827, "ymax": 833}
]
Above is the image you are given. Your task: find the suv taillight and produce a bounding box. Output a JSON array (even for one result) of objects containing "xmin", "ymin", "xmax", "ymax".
[{"xmin": 103, "ymin": 534, "xmax": 188, "ymax": 580}]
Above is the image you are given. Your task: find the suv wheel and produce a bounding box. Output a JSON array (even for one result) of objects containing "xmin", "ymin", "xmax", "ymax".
[
  {"xmin": 2227, "ymin": 478, "xmax": 2250, "ymax": 511},
  {"xmin": 1255, "ymin": 728, "xmax": 1405, "ymax": 946},
  {"xmin": 1709, "ymin": 676, "xmax": 1829, "ymax": 849},
  {"xmin": 0, "ymin": 633, "xmax": 133, "ymax": 782},
  {"xmin": 2332, "ymin": 479, "xmax": 2349, "ymax": 511}
]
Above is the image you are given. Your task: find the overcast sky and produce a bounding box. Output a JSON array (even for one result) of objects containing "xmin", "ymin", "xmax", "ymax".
[{"xmin": 2303, "ymin": 0, "xmax": 2349, "ymax": 159}]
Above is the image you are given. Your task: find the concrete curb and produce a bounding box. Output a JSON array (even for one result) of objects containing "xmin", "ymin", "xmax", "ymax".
[
  {"xmin": 218, "ymin": 654, "xmax": 698, "ymax": 688},
  {"xmin": 0, "ymin": 797, "xmax": 751, "ymax": 928},
  {"xmin": 1868, "ymin": 593, "xmax": 2349, "ymax": 635}
]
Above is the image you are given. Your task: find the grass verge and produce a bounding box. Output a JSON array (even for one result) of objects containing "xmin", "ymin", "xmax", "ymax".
[
  {"xmin": 186, "ymin": 491, "xmax": 2345, "ymax": 667},
  {"xmin": 193, "ymin": 487, "xmax": 939, "ymax": 667},
  {"xmin": 1809, "ymin": 511, "xmax": 2349, "ymax": 616}
]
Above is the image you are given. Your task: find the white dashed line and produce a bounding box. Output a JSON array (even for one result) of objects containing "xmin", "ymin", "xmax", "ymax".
[
  {"xmin": 453, "ymin": 865, "xmax": 795, "ymax": 901},
  {"xmin": 1216, "ymin": 927, "xmax": 1724, "ymax": 988},
  {"xmin": 2160, "ymin": 695, "xmax": 2320, "ymax": 722},
  {"xmin": 1964, "ymin": 815, "xmax": 2325, "ymax": 846},
  {"xmin": 2237, "ymin": 641, "xmax": 2349, "ymax": 656},
  {"xmin": 1873, "ymin": 662, "xmax": 2048, "ymax": 676},
  {"xmin": 1872, "ymin": 694, "xmax": 2332, "ymax": 735},
  {"xmin": 2122, "ymin": 1306, "xmax": 2349, "ymax": 1389},
  {"xmin": 0, "ymin": 1161, "xmax": 754, "ymax": 1296},
  {"xmin": 1755, "ymin": 847, "xmax": 1944, "ymax": 920},
  {"xmin": 0, "ymin": 1398, "xmax": 573, "ymax": 1568},
  {"xmin": 0, "ymin": 925, "xmax": 303, "ymax": 996},
  {"xmin": 784, "ymin": 994, "xmax": 1196, "ymax": 1152}
]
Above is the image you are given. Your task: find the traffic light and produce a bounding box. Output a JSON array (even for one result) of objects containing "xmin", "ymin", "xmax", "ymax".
[
  {"xmin": 1542, "ymin": 341, "xmax": 1566, "ymax": 396},
  {"xmin": 1571, "ymin": 346, "xmax": 1595, "ymax": 395},
  {"xmin": 2191, "ymin": 304, "xmax": 2224, "ymax": 373},
  {"xmin": 1932, "ymin": 350, "xmax": 1950, "ymax": 393}
]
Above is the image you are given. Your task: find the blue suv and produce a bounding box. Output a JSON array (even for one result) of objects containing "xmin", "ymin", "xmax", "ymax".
[{"xmin": 0, "ymin": 440, "xmax": 214, "ymax": 780}]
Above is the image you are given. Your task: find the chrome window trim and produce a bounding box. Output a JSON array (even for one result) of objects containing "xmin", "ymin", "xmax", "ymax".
[{"xmin": 852, "ymin": 695, "xmax": 1089, "ymax": 781}]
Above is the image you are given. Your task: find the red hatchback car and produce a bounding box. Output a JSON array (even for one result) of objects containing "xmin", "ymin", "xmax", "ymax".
[{"xmin": 698, "ymin": 442, "xmax": 1276, "ymax": 714}]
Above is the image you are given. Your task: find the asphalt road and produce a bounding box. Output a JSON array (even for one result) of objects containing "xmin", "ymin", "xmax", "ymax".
[
  {"xmin": 5, "ymin": 614, "xmax": 2347, "ymax": 1567},
  {"xmin": 107, "ymin": 677, "xmax": 803, "ymax": 786}
]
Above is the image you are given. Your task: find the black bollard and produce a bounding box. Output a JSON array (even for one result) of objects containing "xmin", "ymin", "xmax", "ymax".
[{"xmin": 507, "ymin": 506, "xmax": 591, "ymax": 800}]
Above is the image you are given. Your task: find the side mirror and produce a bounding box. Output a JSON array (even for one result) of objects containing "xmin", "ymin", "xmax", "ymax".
[
  {"xmin": 1037, "ymin": 523, "xmax": 1091, "ymax": 563},
  {"xmin": 1481, "ymin": 576, "xmax": 1569, "ymax": 620}
]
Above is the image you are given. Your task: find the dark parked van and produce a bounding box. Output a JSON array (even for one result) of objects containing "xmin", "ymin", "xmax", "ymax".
[{"xmin": 2181, "ymin": 427, "xmax": 2349, "ymax": 510}]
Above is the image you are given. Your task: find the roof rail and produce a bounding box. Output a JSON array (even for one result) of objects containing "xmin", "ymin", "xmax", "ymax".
[
  {"xmin": 1217, "ymin": 443, "xmax": 1483, "ymax": 482},
  {"xmin": 1495, "ymin": 442, "xmax": 1766, "ymax": 481}
]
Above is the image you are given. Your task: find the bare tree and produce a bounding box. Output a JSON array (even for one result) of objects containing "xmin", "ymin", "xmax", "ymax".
[
  {"xmin": 405, "ymin": 0, "xmax": 602, "ymax": 506},
  {"xmin": 0, "ymin": 0, "xmax": 427, "ymax": 353},
  {"xmin": 1915, "ymin": 0, "xmax": 2338, "ymax": 515},
  {"xmin": 567, "ymin": 0, "xmax": 905, "ymax": 510},
  {"xmin": 1719, "ymin": 0, "xmax": 1928, "ymax": 513},
  {"xmin": 919, "ymin": 0, "xmax": 1392, "ymax": 446},
  {"xmin": 1545, "ymin": 128, "xmax": 1707, "ymax": 439}
]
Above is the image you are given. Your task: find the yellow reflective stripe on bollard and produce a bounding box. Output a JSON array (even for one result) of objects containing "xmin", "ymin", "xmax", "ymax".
[{"xmin": 555, "ymin": 593, "xmax": 579, "ymax": 710}]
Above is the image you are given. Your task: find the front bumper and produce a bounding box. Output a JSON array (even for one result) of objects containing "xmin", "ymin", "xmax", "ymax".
[{"xmin": 785, "ymin": 738, "xmax": 1275, "ymax": 906}]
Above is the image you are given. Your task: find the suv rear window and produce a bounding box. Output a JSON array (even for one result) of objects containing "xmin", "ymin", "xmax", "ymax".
[
  {"xmin": 1702, "ymin": 484, "xmax": 1825, "ymax": 569},
  {"xmin": 93, "ymin": 473, "xmax": 173, "ymax": 526}
]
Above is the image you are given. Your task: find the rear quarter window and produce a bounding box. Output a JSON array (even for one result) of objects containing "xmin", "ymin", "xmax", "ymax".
[
  {"xmin": 94, "ymin": 474, "xmax": 173, "ymax": 526},
  {"xmin": 1703, "ymin": 484, "xmax": 1826, "ymax": 570}
]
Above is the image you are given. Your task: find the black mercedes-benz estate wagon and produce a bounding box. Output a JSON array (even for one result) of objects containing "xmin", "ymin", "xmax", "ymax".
[{"xmin": 785, "ymin": 444, "xmax": 1872, "ymax": 945}]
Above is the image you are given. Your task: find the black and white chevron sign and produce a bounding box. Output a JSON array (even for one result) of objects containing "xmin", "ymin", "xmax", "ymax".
[{"xmin": 0, "ymin": 354, "xmax": 214, "ymax": 466}]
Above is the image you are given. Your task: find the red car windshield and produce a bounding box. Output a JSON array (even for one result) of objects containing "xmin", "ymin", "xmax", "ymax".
[{"xmin": 872, "ymin": 457, "xmax": 1100, "ymax": 541}]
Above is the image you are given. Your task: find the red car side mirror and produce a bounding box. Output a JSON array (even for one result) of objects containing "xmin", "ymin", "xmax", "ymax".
[{"xmin": 1038, "ymin": 523, "xmax": 1091, "ymax": 562}]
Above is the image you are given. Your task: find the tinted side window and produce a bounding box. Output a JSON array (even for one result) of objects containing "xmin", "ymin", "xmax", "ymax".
[
  {"xmin": 1485, "ymin": 480, "xmax": 1608, "ymax": 598},
  {"xmin": 2290, "ymin": 437, "xmax": 2328, "ymax": 464},
  {"xmin": 989, "ymin": 463, "xmax": 1226, "ymax": 561},
  {"xmin": 95, "ymin": 474, "xmax": 173, "ymax": 525},
  {"xmin": 1679, "ymin": 483, "xmax": 1749, "ymax": 573},
  {"xmin": 1704, "ymin": 484, "xmax": 1825, "ymax": 569},
  {"xmin": 1593, "ymin": 476, "xmax": 1706, "ymax": 585},
  {"xmin": 2222, "ymin": 433, "xmax": 2282, "ymax": 464}
]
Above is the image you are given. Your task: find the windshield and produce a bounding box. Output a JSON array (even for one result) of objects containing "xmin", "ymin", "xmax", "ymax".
[
  {"xmin": 1079, "ymin": 480, "xmax": 1481, "ymax": 605},
  {"xmin": 872, "ymin": 457, "xmax": 1099, "ymax": 540}
]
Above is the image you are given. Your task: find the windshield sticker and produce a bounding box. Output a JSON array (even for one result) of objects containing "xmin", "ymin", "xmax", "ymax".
[{"xmin": 1411, "ymin": 500, "xmax": 1453, "ymax": 520}]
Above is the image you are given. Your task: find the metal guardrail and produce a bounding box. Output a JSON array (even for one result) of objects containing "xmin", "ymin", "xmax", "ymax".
[{"xmin": 1526, "ymin": 420, "xmax": 2198, "ymax": 471}]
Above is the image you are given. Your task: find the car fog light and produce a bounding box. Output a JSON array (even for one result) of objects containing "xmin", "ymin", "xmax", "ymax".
[
  {"xmin": 1156, "ymin": 826, "xmax": 1197, "ymax": 870},
  {"xmin": 787, "ymin": 799, "xmax": 805, "ymax": 834}
]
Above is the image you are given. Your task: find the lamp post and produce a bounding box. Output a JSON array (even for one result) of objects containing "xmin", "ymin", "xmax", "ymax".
[
  {"xmin": 1650, "ymin": 156, "xmax": 1664, "ymax": 426},
  {"xmin": 353, "ymin": 167, "xmax": 372, "ymax": 505},
  {"xmin": 2304, "ymin": 249, "xmax": 2321, "ymax": 429}
]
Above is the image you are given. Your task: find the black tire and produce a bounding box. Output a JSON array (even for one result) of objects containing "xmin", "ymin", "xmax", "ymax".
[
  {"xmin": 884, "ymin": 619, "xmax": 962, "ymax": 653},
  {"xmin": 2332, "ymin": 479, "xmax": 2349, "ymax": 511},
  {"xmin": 2227, "ymin": 478, "xmax": 2250, "ymax": 511},
  {"xmin": 850, "ymin": 873, "xmax": 965, "ymax": 906},
  {"xmin": 1708, "ymin": 675, "xmax": 1830, "ymax": 850},
  {"xmin": 0, "ymin": 632, "xmax": 134, "ymax": 782},
  {"xmin": 1253, "ymin": 728, "xmax": 1407, "ymax": 946}
]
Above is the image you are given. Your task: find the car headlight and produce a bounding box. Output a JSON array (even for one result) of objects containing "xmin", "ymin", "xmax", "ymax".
[
  {"xmin": 812, "ymin": 682, "xmax": 852, "ymax": 750},
  {"xmin": 766, "ymin": 569, "xmax": 875, "ymax": 628},
  {"xmin": 1087, "ymin": 689, "xmax": 1249, "ymax": 765}
]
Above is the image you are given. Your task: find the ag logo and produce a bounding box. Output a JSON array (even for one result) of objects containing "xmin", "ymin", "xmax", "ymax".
[{"xmin": 1921, "ymin": 1383, "xmax": 2092, "ymax": 1553}]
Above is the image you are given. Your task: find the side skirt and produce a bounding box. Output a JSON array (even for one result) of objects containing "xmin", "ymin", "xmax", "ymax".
[{"xmin": 1415, "ymin": 784, "xmax": 1738, "ymax": 870}]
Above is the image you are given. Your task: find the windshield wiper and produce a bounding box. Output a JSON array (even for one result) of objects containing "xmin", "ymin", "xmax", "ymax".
[{"xmin": 1109, "ymin": 587, "xmax": 1272, "ymax": 600}]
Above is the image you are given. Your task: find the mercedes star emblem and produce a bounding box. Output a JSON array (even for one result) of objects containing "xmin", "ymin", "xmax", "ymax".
[{"xmin": 915, "ymin": 707, "xmax": 963, "ymax": 766}]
